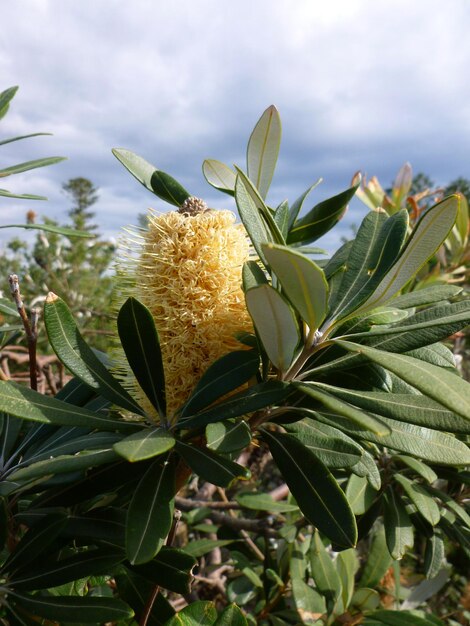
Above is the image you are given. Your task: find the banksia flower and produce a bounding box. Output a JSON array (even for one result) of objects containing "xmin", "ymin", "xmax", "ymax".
[{"xmin": 114, "ymin": 199, "xmax": 252, "ymax": 420}]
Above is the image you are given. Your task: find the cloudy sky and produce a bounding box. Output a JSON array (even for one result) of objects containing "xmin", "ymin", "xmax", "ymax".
[{"xmin": 1, "ymin": 0, "xmax": 470, "ymax": 251}]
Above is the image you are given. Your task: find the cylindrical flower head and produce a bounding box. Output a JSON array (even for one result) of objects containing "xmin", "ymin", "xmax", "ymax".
[{"xmin": 114, "ymin": 203, "xmax": 253, "ymax": 420}]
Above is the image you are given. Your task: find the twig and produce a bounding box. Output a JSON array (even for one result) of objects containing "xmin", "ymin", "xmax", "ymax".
[
  {"xmin": 8, "ymin": 275, "xmax": 38, "ymax": 391},
  {"xmin": 217, "ymin": 488, "xmax": 267, "ymax": 560}
]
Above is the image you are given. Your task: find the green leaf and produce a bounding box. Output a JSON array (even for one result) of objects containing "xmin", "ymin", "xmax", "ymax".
[
  {"xmin": 234, "ymin": 173, "xmax": 278, "ymax": 266},
  {"xmin": 262, "ymin": 243, "xmax": 329, "ymax": 332},
  {"xmin": 131, "ymin": 547, "xmax": 196, "ymax": 594},
  {"xmin": 117, "ymin": 297, "xmax": 166, "ymax": 418},
  {"xmin": 352, "ymin": 195, "xmax": 460, "ymax": 315},
  {"xmin": 214, "ymin": 603, "xmax": 248, "ymax": 626},
  {"xmin": 390, "ymin": 284, "xmax": 463, "ymax": 309},
  {"xmin": 0, "ymin": 157, "xmax": 66, "ymax": 177},
  {"xmin": 150, "ymin": 170, "xmax": 191, "ymax": 206},
  {"xmin": 0, "ymin": 223, "xmax": 92, "ymax": 237},
  {"xmin": 0, "ymin": 132, "xmax": 51, "ymax": 147},
  {"xmin": 178, "ymin": 380, "xmax": 289, "ymax": 430},
  {"xmin": 295, "ymin": 382, "xmax": 390, "ymax": 435},
  {"xmin": 0, "ymin": 298, "xmax": 18, "ymax": 317},
  {"xmin": 288, "ymin": 181, "xmax": 359, "ymax": 245},
  {"xmin": 246, "ymin": 285, "xmax": 299, "ymax": 372},
  {"xmin": 0, "ymin": 86, "xmax": 18, "ymax": 117},
  {"xmin": 312, "ymin": 385, "xmax": 470, "ymax": 434},
  {"xmin": 424, "ymin": 484, "xmax": 470, "ymax": 527},
  {"xmin": 126, "ymin": 455, "xmax": 175, "ymax": 564},
  {"xmin": 112, "ymin": 149, "xmax": 156, "ymax": 190},
  {"xmin": 424, "ymin": 534, "xmax": 445, "ymax": 579},
  {"xmin": 309, "ymin": 530, "xmax": 342, "ymax": 607},
  {"xmin": 235, "ymin": 491, "xmax": 298, "ymax": 513},
  {"xmin": 383, "ymin": 487, "xmax": 414, "ymax": 559},
  {"xmin": 175, "ymin": 441, "xmax": 250, "ymax": 487},
  {"xmin": 2, "ymin": 513, "xmax": 67, "ymax": 574},
  {"xmin": 242, "ymin": 260, "xmax": 268, "ymax": 291},
  {"xmin": 246, "ymin": 105, "xmax": 281, "ymax": 200},
  {"xmin": 206, "ymin": 420, "xmax": 251, "ymax": 454},
  {"xmin": 0, "ymin": 381, "xmax": 137, "ymax": 432},
  {"xmin": 336, "ymin": 340, "xmax": 470, "ymax": 422},
  {"xmin": 284, "ymin": 419, "xmax": 363, "ymax": 468},
  {"xmin": 261, "ymin": 428, "xmax": 357, "ymax": 548},
  {"xmin": 202, "ymin": 159, "xmax": 236, "ymax": 195},
  {"xmin": 364, "ymin": 610, "xmax": 442, "ymax": 626},
  {"xmin": 393, "ymin": 455, "xmax": 437, "ymax": 484},
  {"xmin": 274, "ymin": 200, "xmax": 290, "ymax": 238},
  {"xmin": 183, "ymin": 539, "xmax": 234, "ymax": 558},
  {"xmin": 7, "ymin": 591, "xmax": 133, "ymax": 624},
  {"xmin": 288, "ymin": 179, "xmax": 323, "ymax": 230},
  {"xmin": 180, "ymin": 350, "xmax": 259, "ymax": 418},
  {"xmin": 164, "ymin": 601, "xmax": 217, "ymax": 626},
  {"xmin": 114, "ymin": 428, "xmax": 175, "ymax": 463},
  {"xmin": 317, "ymin": 411, "xmax": 470, "ymax": 465},
  {"xmin": 10, "ymin": 548, "xmax": 124, "ymax": 590},
  {"xmin": 345, "ymin": 474, "xmax": 377, "ymax": 515},
  {"xmin": 394, "ymin": 474, "xmax": 440, "ymax": 525},
  {"xmin": 359, "ymin": 525, "xmax": 393, "ymax": 587},
  {"xmin": 115, "ymin": 569, "xmax": 175, "ymax": 626},
  {"xmin": 44, "ymin": 293, "xmax": 144, "ymax": 415},
  {"xmin": 351, "ymin": 450, "xmax": 381, "ymax": 490},
  {"xmin": 335, "ymin": 548, "xmax": 358, "ymax": 609}
]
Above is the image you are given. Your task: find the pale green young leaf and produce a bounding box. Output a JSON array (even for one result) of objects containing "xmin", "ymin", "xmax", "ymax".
[
  {"xmin": 246, "ymin": 285, "xmax": 300, "ymax": 372},
  {"xmin": 246, "ymin": 105, "xmax": 281, "ymax": 200},
  {"xmin": 202, "ymin": 159, "xmax": 236, "ymax": 195},
  {"xmin": 114, "ymin": 428, "xmax": 175, "ymax": 463},
  {"xmin": 262, "ymin": 243, "xmax": 329, "ymax": 332}
]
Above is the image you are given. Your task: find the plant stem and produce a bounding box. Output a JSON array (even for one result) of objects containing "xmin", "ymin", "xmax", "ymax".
[{"xmin": 8, "ymin": 275, "xmax": 38, "ymax": 390}]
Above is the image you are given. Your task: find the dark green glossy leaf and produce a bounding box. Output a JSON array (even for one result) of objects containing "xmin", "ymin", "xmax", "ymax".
[
  {"xmin": 150, "ymin": 170, "xmax": 190, "ymax": 206},
  {"xmin": 383, "ymin": 487, "xmax": 414, "ymax": 559},
  {"xmin": 202, "ymin": 159, "xmax": 236, "ymax": 195},
  {"xmin": 118, "ymin": 297, "xmax": 166, "ymax": 418},
  {"xmin": 261, "ymin": 428, "xmax": 357, "ymax": 548},
  {"xmin": 242, "ymin": 260, "xmax": 268, "ymax": 291},
  {"xmin": 288, "ymin": 179, "xmax": 323, "ymax": 230},
  {"xmin": 175, "ymin": 441, "xmax": 250, "ymax": 487},
  {"xmin": 178, "ymin": 381, "xmax": 289, "ymax": 430},
  {"xmin": 345, "ymin": 474, "xmax": 377, "ymax": 515},
  {"xmin": 0, "ymin": 381, "xmax": 137, "ymax": 432},
  {"xmin": 181, "ymin": 350, "xmax": 259, "ymax": 418},
  {"xmin": 126, "ymin": 455, "xmax": 175, "ymax": 564},
  {"xmin": 364, "ymin": 610, "xmax": 442, "ymax": 626},
  {"xmin": 247, "ymin": 105, "xmax": 281, "ymax": 200},
  {"xmin": 288, "ymin": 181, "xmax": 359, "ymax": 244},
  {"xmin": 183, "ymin": 539, "xmax": 234, "ymax": 558},
  {"xmin": 337, "ymin": 340, "xmax": 470, "ymax": 422},
  {"xmin": 132, "ymin": 548, "xmax": 196, "ymax": 595},
  {"xmin": 63, "ymin": 509, "xmax": 126, "ymax": 548},
  {"xmin": 262, "ymin": 243, "xmax": 328, "ymax": 332},
  {"xmin": 359, "ymin": 525, "xmax": 392, "ymax": 588},
  {"xmin": 7, "ymin": 591, "xmax": 134, "ymax": 623},
  {"xmin": 44, "ymin": 293, "xmax": 144, "ymax": 415},
  {"xmin": 214, "ymin": 603, "xmax": 248, "ymax": 626},
  {"xmin": 116, "ymin": 569, "xmax": 175, "ymax": 626},
  {"xmin": 10, "ymin": 547, "xmax": 124, "ymax": 590},
  {"xmin": 114, "ymin": 428, "xmax": 175, "ymax": 463},
  {"xmin": 206, "ymin": 420, "xmax": 251, "ymax": 454},
  {"xmin": 164, "ymin": 601, "xmax": 217, "ymax": 626},
  {"xmin": 246, "ymin": 285, "xmax": 299, "ymax": 372}
]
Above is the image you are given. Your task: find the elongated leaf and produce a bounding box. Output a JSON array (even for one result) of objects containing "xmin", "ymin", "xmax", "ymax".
[
  {"xmin": 288, "ymin": 181, "xmax": 359, "ymax": 244},
  {"xmin": 126, "ymin": 455, "xmax": 175, "ymax": 564},
  {"xmin": 242, "ymin": 260, "xmax": 268, "ymax": 292},
  {"xmin": 7, "ymin": 591, "xmax": 133, "ymax": 623},
  {"xmin": 128, "ymin": 547, "xmax": 196, "ymax": 595},
  {"xmin": 164, "ymin": 601, "xmax": 217, "ymax": 626},
  {"xmin": 115, "ymin": 569, "xmax": 175, "ymax": 626},
  {"xmin": 317, "ymin": 411, "xmax": 470, "ymax": 465},
  {"xmin": 181, "ymin": 350, "xmax": 259, "ymax": 418},
  {"xmin": 345, "ymin": 474, "xmax": 377, "ymax": 515},
  {"xmin": 274, "ymin": 199, "xmax": 290, "ymax": 238},
  {"xmin": 0, "ymin": 381, "xmax": 137, "ymax": 432},
  {"xmin": 359, "ymin": 525, "xmax": 392, "ymax": 587},
  {"xmin": 353, "ymin": 195, "xmax": 459, "ymax": 315},
  {"xmin": 336, "ymin": 340, "xmax": 470, "ymax": 422},
  {"xmin": 0, "ymin": 298, "xmax": 18, "ymax": 317},
  {"xmin": 202, "ymin": 159, "xmax": 236, "ymax": 195},
  {"xmin": 261, "ymin": 428, "xmax": 357, "ymax": 547},
  {"xmin": 0, "ymin": 156, "xmax": 66, "ymax": 177},
  {"xmin": 288, "ymin": 179, "xmax": 323, "ymax": 230},
  {"xmin": 234, "ymin": 174, "xmax": 278, "ymax": 266},
  {"xmin": 206, "ymin": 419, "xmax": 251, "ymax": 453},
  {"xmin": 10, "ymin": 548, "xmax": 124, "ymax": 590},
  {"xmin": 394, "ymin": 474, "xmax": 440, "ymax": 526},
  {"xmin": 175, "ymin": 441, "xmax": 250, "ymax": 487},
  {"xmin": 178, "ymin": 380, "xmax": 289, "ymax": 430},
  {"xmin": 0, "ymin": 85, "xmax": 18, "ymax": 116},
  {"xmin": 24, "ymin": 431, "xmax": 122, "ymax": 464},
  {"xmin": 391, "ymin": 284, "xmax": 462, "ymax": 309},
  {"xmin": 262, "ymin": 243, "xmax": 328, "ymax": 332},
  {"xmin": 383, "ymin": 487, "xmax": 414, "ymax": 559},
  {"xmin": 114, "ymin": 428, "xmax": 175, "ymax": 462},
  {"xmin": 284, "ymin": 420, "xmax": 362, "ymax": 468},
  {"xmin": 1, "ymin": 513, "xmax": 67, "ymax": 574},
  {"xmin": 364, "ymin": 611, "xmax": 444, "ymax": 626},
  {"xmin": 0, "ymin": 223, "xmax": 91, "ymax": 237},
  {"xmin": 309, "ymin": 530, "xmax": 342, "ymax": 607},
  {"xmin": 336, "ymin": 549, "xmax": 358, "ymax": 609},
  {"xmin": 0, "ymin": 132, "xmax": 51, "ymax": 147},
  {"xmin": 44, "ymin": 293, "xmax": 144, "ymax": 415},
  {"xmin": 235, "ymin": 492, "xmax": 298, "ymax": 513},
  {"xmin": 295, "ymin": 383, "xmax": 390, "ymax": 435},
  {"xmin": 424, "ymin": 534, "xmax": 445, "ymax": 579},
  {"xmin": 246, "ymin": 285, "xmax": 299, "ymax": 372},
  {"xmin": 393, "ymin": 455, "xmax": 437, "ymax": 484},
  {"xmin": 0, "ymin": 189, "xmax": 48, "ymax": 200},
  {"xmin": 312, "ymin": 384, "xmax": 470, "ymax": 433},
  {"xmin": 183, "ymin": 539, "xmax": 235, "ymax": 558},
  {"xmin": 247, "ymin": 105, "xmax": 281, "ymax": 200},
  {"xmin": 112, "ymin": 149, "xmax": 155, "ymax": 190},
  {"xmin": 150, "ymin": 170, "xmax": 190, "ymax": 206},
  {"xmin": 118, "ymin": 297, "xmax": 166, "ymax": 418}
]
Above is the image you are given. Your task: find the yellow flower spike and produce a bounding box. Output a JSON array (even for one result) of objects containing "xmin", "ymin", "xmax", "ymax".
[{"xmin": 114, "ymin": 198, "xmax": 253, "ymax": 421}]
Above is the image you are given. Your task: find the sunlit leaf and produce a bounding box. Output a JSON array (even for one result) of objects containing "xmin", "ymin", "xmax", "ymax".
[
  {"xmin": 114, "ymin": 428, "xmax": 175, "ymax": 463},
  {"xmin": 202, "ymin": 159, "xmax": 236, "ymax": 195},
  {"xmin": 246, "ymin": 105, "xmax": 281, "ymax": 200}
]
